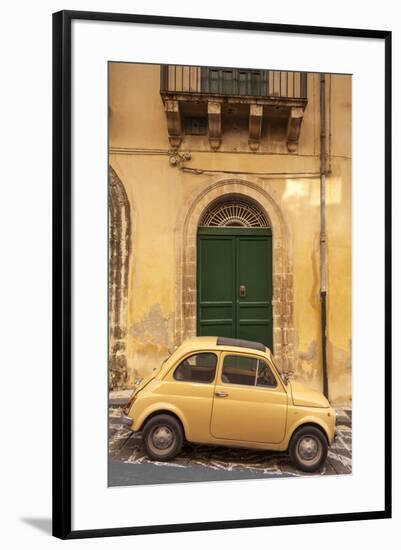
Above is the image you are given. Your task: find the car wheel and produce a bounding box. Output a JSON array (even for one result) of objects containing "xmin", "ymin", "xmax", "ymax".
[
  {"xmin": 289, "ymin": 426, "xmax": 328, "ymax": 472},
  {"xmin": 143, "ymin": 414, "xmax": 184, "ymax": 461}
]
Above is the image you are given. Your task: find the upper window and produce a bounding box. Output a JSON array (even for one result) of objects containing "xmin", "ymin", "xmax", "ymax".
[
  {"xmin": 221, "ymin": 355, "xmax": 258, "ymax": 386},
  {"xmin": 222, "ymin": 355, "xmax": 277, "ymax": 388},
  {"xmin": 199, "ymin": 194, "xmax": 270, "ymax": 228},
  {"xmin": 200, "ymin": 68, "xmax": 268, "ymax": 97},
  {"xmin": 184, "ymin": 117, "xmax": 207, "ymax": 136},
  {"xmin": 174, "ymin": 353, "xmax": 217, "ymax": 384}
]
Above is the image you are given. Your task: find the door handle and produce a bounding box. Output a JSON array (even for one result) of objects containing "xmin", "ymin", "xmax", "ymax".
[
  {"xmin": 215, "ymin": 391, "xmax": 228, "ymax": 397},
  {"xmin": 239, "ymin": 284, "xmax": 246, "ymax": 297}
]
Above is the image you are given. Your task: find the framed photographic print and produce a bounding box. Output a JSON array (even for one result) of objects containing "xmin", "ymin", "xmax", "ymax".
[{"xmin": 52, "ymin": 10, "xmax": 392, "ymax": 539}]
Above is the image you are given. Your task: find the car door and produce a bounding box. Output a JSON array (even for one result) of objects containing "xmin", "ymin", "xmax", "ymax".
[
  {"xmin": 210, "ymin": 352, "xmax": 288, "ymax": 444},
  {"xmin": 161, "ymin": 351, "xmax": 219, "ymax": 442}
]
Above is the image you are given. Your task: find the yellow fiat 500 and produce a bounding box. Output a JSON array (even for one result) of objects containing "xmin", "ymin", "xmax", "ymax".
[{"xmin": 122, "ymin": 337, "xmax": 336, "ymax": 472}]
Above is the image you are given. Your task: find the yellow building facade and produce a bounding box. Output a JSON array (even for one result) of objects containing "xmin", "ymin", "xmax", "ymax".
[{"xmin": 108, "ymin": 63, "xmax": 351, "ymax": 405}]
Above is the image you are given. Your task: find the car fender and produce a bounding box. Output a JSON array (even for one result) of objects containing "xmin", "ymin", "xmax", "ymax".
[
  {"xmin": 134, "ymin": 401, "xmax": 189, "ymax": 436},
  {"xmin": 285, "ymin": 414, "xmax": 333, "ymax": 447}
]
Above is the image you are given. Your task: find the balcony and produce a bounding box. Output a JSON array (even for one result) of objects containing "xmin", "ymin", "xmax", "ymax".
[{"xmin": 160, "ymin": 66, "xmax": 308, "ymax": 152}]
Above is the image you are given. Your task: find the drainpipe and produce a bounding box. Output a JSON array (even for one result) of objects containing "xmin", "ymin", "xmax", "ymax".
[{"xmin": 320, "ymin": 73, "xmax": 329, "ymax": 399}]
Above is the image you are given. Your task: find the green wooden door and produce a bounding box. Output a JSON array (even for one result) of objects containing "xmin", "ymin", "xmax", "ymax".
[{"xmin": 197, "ymin": 227, "xmax": 273, "ymax": 348}]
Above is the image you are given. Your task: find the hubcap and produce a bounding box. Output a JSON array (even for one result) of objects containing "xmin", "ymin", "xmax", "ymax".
[
  {"xmin": 151, "ymin": 426, "xmax": 174, "ymax": 450},
  {"xmin": 297, "ymin": 436, "xmax": 320, "ymax": 461}
]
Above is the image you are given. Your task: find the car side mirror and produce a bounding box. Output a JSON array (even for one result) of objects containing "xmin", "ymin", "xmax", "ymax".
[{"xmin": 281, "ymin": 371, "xmax": 294, "ymax": 385}]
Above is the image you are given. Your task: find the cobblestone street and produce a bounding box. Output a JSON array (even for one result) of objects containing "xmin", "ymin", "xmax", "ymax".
[{"xmin": 108, "ymin": 402, "xmax": 352, "ymax": 486}]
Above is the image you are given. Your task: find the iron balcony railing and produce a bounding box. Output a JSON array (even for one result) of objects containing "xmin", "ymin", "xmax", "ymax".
[{"xmin": 160, "ymin": 65, "xmax": 307, "ymax": 100}]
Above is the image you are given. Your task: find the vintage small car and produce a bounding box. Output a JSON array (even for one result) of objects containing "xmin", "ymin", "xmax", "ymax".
[{"xmin": 121, "ymin": 336, "xmax": 336, "ymax": 472}]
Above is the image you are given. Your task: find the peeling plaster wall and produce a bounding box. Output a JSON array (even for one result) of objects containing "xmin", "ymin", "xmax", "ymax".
[
  {"xmin": 108, "ymin": 166, "xmax": 131, "ymax": 389},
  {"xmin": 108, "ymin": 64, "xmax": 352, "ymax": 405},
  {"xmin": 129, "ymin": 304, "xmax": 173, "ymax": 381}
]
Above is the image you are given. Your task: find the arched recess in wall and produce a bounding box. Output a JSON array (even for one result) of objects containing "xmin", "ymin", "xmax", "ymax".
[
  {"xmin": 109, "ymin": 166, "xmax": 131, "ymax": 389},
  {"xmin": 197, "ymin": 193, "xmax": 274, "ymax": 348},
  {"xmin": 175, "ymin": 179, "xmax": 295, "ymax": 372}
]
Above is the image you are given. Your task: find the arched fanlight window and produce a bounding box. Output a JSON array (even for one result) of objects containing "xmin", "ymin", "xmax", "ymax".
[{"xmin": 199, "ymin": 194, "xmax": 270, "ymax": 228}]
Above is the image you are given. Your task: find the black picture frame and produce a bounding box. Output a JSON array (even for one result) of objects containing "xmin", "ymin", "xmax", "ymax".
[{"xmin": 52, "ymin": 10, "xmax": 392, "ymax": 540}]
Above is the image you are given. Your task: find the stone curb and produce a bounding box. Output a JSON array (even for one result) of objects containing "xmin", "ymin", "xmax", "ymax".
[
  {"xmin": 109, "ymin": 390, "xmax": 132, "ymax": 406},
  {"xmin": 109, "ymin": 397, "xmax": 130, "ymax": 406},
  {"xmin": 335, "ymin": 414, "xmax": 352, "ymax": 428}
]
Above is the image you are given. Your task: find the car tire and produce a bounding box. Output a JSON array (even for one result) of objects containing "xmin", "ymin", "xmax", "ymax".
[
  {"xmin": 289, "ymin": 426, "xmax": 328, "ymax": 472},
  {"xmin": 142, "ymin": 414, "xmax": 184, "ymax": 462}
]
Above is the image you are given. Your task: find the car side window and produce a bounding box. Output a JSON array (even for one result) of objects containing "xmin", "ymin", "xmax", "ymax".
[
  {"xmin": 221, "ymin": 355, "xmax": 258, "ymax": 386},
  {"xmin": 256, "ymin": 360, "xmax": 277, "ymax": 388},
  {"xmin": 173, "ymin": 353, "xmax": 217, "ymax": 384}
]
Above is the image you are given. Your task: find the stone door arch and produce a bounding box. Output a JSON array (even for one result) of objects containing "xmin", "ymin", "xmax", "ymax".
[{"xmin": 176, "ymin": 179, "xmax": 294, "ymax": 372}]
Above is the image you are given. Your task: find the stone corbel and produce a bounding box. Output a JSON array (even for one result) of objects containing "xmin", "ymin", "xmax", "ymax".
[
  {"xmin": 207, "ymin": 101, "xmax": 222, "ymax": 150},
  {"xmin": 165, "ymin": 99, "xmax": 182, "ymax": 148},
  {"xmin": 287, "ymin": 107, "xmax": 304, "ymax": 153},
  {"xmin": 248, "ymin": 104, "xmax": 263, "ymax": 151}
]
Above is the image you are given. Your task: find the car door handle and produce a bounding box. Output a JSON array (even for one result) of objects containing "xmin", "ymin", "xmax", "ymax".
[{"xmin": 215, "ymin": 391, "xmax": 228, "ymax": 397}]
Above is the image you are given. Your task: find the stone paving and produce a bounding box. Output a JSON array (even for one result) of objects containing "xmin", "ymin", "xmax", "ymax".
[{"xmin": 108, "ymin": 404, "xmax": 352, "ymax": 485}]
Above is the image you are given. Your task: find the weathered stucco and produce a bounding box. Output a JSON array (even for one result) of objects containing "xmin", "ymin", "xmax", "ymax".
[
  {"xmin": 128, "ymin": 304, "xmax": 173, "ymax": 381},
  {"xmin": 108, "ymin": 166, "xmax": 131, "ymax": 389},
  {"xmin": 108, "ymin": 63, "xmax": 352, "ymax": 405}
]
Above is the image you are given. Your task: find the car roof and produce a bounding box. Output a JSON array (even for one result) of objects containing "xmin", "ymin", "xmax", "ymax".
[{"xmin": 216, "ymin": 336, "xmax": 266, "ymax": 352}]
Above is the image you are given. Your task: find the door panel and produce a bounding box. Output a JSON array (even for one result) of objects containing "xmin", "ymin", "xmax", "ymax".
[
  {"xmin": 237, "ymin": 237, "xmax": 272, "ymax": 347},
  {"xmin": 211, "ymin": 385, "xmax": 288, "ymax": 443},
  {"xmin": 211, "ymin": 353, "xmax": 288, "ymax": 444},
  {"xmin": 198, "ymin": 236, "xmax": 236, "ymax": 338},
  {"xmin": 160, "ymin": 352, "xmax": 220, "ymax": 442},
  {"xmin": 197, "ymin": 228, "xmax": 273, "ymax": 349}
]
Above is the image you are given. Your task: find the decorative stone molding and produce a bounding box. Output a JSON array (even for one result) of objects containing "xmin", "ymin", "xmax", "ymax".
[
  {"xmin": 109, "ymin": 166, "xmax": 132, "ymax": 389},
  {"xmin": 161, "ymin": 96, "xmax": 307, "ymax": 152},
  {"xmin": 200, "ymin": 193, "xmax": 270, "ymax": 228},
  {"xmin": 175, "ymin": 178, "xmax": 295, "ymax": 373},
  {"xmin": 165, "ymin": 99, "xmax": 182, "ymax": 148},
  {"xmin": 248, "ymin": 104, "xmax": 263, "ymax": 151},
  {"xmin": 207, "ymin": 101, "xmax": 222, "ymax": 150},
  {"xmin": 287, "ymin": 107, "xmax": 304, "ymax": 153},
  {"xmin": 161, "ymin": 69, "xmax": 308, "ymax": 151}
]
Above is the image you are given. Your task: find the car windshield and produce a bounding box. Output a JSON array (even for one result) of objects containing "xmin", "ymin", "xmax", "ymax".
[
  {"xmin": 152, "ymin": 353, "xmax": 172, "ymax": 374},
  {"xmin": 158, "ymin": 344, "xmax": 183, "ymax": 372}
]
